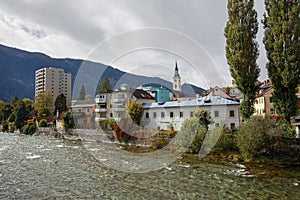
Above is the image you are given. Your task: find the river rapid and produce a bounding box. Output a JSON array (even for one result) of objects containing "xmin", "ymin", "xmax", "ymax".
[{"xmin": 0, "ymin": 132, "xmax": 299, "ymax": 199}]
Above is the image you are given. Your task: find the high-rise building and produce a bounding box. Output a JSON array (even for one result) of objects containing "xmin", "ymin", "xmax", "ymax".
[{"xmin": 35, "ymin": 67, "xmax": 72, "ymax": 107}]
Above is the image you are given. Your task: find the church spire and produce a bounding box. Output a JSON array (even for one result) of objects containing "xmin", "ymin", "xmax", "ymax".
[
  {"xmin": 173, "ymin": 61, "xmax": 181, "ymax": 91},
  {"xmin": 174, "ymin": 61, "xmax": 180, "ymax": 77}
]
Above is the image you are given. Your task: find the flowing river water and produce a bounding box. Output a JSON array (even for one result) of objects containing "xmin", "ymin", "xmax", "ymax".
[{"xmin": 0, "ymin": 132, "xmax": 299, "ymax": 199}]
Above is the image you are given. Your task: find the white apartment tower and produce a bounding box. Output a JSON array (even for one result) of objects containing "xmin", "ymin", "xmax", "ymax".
[
  {"xmin": 35, "ymin": 67, "xmax": 72, "ymax": 107},
  {"xmin": 173, "ymin": 61, "xmax": 181, "ymax": 92}
]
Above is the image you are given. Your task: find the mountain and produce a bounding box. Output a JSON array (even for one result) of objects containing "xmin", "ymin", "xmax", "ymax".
[{"xmin": 0, "ymin": 44, "xmax": 206, "ymax": 102}]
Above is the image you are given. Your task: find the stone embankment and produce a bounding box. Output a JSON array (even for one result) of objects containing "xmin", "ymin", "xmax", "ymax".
[{"xmin": 33, "ymin": 127, "xmax": 81, "ymax": 141}]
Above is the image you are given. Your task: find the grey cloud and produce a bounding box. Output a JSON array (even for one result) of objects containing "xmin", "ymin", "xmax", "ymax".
[{"xmin": 0, "ymin": 0, "xmax": 267, "ymax": 86}]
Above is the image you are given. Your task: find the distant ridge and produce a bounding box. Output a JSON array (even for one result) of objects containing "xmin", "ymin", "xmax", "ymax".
[{"xmin": 0, "ymin": 44, "xmax": 206, "ymax": 102}]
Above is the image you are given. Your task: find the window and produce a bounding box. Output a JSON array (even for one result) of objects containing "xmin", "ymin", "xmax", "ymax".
[
  {"xmin": 86, "ymin": 108, "xmax": 90, "ymax": 113},
  {"xmin": 230, "ymin": 123, "xmax": 236, "ymax": 130},
  {"xmin": 214, "ymin": 111, "xmax": 219, "ymax": 118},
  {"xmin": 161, "ymin": 112, "xmax": 165, "ymax": 118},
  {"xmin": 180, "ymin": 111, "xmax": 183, "ymax": 118},
  {"xmin": 270, "ymin": 108, "xmax": 275, "ymax": 115},
  {"xmin": 146, "ymin": 112, "xmax": 149, "ymax": 118},
  {"xmin": 190, "ymin": 111, "xmax": 194, "ymax": 117},
  {"xmin": 269, "ymin": 97, "xmax": 273, "ymax": 103},
  {"xmin": 170, "ymin": 112, "xmax": 174, "ymax": 118},
  {"xmin": 110, "ymin": 113, "xmax": 113, "ymax": 117},
  {"xmin": 153, "ymin": 112, "xmax": 157, "ymax": 118},
  {"xmin": 229, "ymin": 110, "xmax": 235, "ymax": 117},
  {"xmin": 78, "ymin": 109, "xmax": 82, "ymax": 113}
]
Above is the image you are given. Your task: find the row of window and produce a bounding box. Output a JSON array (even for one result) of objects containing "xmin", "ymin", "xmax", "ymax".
[
  {"xmin": 145, "ymin": 110, "xmax": 235, "ymax": 119},
  {"xmin": 255, "ymin": 108, "xmax": 276, "ymax": 115},
  {"xmin": 255, "ymin": 97, "xmax": 274, "ymax": 104}
]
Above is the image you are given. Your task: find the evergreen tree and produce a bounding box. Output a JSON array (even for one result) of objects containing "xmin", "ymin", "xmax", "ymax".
[
  {"xmin": 224, "ymin": 0, "xmax": 260, "ymax": 120},
  {"xmin": 98, "ymin": 77, "xmax": 111, "ymax": 93},
  {"xmin": 54, "ymin": 93, "xmax": 67, "ymax": 115},
  {"xmin": 15, "ymin": 101, "xmax": 30, "ymax": 131},
  {"xmin": 78, "ymin": 85, "xmax": 86, "ymax": 100},
  {"xmin": 263, "ymin": 0, "xmax": 300, "ymax": 125}
]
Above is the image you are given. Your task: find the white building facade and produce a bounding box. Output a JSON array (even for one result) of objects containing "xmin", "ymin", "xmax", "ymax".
[{"xmin": 141, "ymin": 95, "xmax": 240, "ymax": 131}]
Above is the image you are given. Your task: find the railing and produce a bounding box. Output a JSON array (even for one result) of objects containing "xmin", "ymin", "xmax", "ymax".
[
  {"xmin": 113, "ymin": 98, "xmax": 126, "ymax": 103},
  {"xmin": 113, "ymin": 107, "xmax": 126, "ymax": 112},
  {"xmin": 95, "ymin": 98, "xmax": 107, "ymax": 103},
  {"xmin": 95, "ymin": 117, "xmax": 107, "ymax": 121},
  {"xmin": 95, "ymin": 108, "xmax": 107, "ymax": 112}
]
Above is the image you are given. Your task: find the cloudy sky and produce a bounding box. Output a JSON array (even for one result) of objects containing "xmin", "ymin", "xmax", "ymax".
[{"xmin": 0, "ymin": 0, "xmax": 268, "ymax": 89}]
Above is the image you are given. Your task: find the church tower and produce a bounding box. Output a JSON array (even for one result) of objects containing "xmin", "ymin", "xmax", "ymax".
[{"xmin": 173, "ymin": 61, "xmax": 181, "ymax": 92}]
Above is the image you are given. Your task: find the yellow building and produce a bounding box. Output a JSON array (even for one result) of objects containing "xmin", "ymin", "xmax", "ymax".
[
  {"xmin": 254, "ymin": 80, "xmax": 277, "ymax": 117},
  {"xmin": 254, "ymin": 80, "xmax": 300, "ymax": 118}
]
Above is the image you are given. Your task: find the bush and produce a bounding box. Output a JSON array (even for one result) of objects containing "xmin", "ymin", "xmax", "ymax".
[
  {"xmin": 8, "ymin": 113, "xmax": 15, "ymax": 123},
  {"xmin": 1, "ymin": 121, "xmax": 9, "ymax": 132},
  {"xmin": 206, "ymin": 126, "xmax": 238, "ymax": 154},
  {"xmin": 175, "ymin": 116, "xmax": 207, "ymax": 154},
  {"xmin": 99, "ymin": 119, "xmax": 116, "ymax": 131},
  {"xmin": 62, "ymin": 112, "xmax": 75, "ymax": 131},
  {"xmin": 38, "ymin": 107, "xmax": 52, "ymax": 117},
  {"xmin": 38, "ymin": 119, "xmax": 48, "ymax": 127},
  {"xmin": 22, "ymin": 123, "xmax": 37, "ymax": 135},
  {"xmin": 237, "ymin": 116, "xmax": 276, "ymax": 159},
  {"xmin": 9, "ymin": 122, "xmax": 15, "ymax": 133}
]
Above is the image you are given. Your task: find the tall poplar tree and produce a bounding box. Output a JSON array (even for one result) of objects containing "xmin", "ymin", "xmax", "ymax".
[
  {"xmin": 263, "ymin": 0, "xmax": 300, "ymax": 125},
  {"xmin": 225, "ymin": 0, "xmax": 260, "ymax": 120}
]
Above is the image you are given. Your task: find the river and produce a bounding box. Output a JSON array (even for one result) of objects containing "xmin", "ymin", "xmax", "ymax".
[{"xmin": 0, "ymin": 132, "xmax": 299, "ymax": 199}]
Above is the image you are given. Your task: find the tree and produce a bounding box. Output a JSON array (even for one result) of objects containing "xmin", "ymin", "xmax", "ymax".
[
  {"xmin": 0, "ymin": 103, "xmax": 13, "ymax": 122},
  {"xmin": 0, "ymin": 100, "xmax": 4, "ymax": 122},
  {"xmin": 224, "ymin": 0, "xmax": 260, "ymax": 120},
  {"xmin": 22, "ymin": 98, "xmax": 34, "ymax": 112},
  {"xmin": 54, "ymin": 93, "xmax": 67, "ymax": 115},
  {"xmin": 62, "ymin": 112, "xmax": 75, "ymax": 132},
  {"xmin": 15, "ymin": 101, "xmax": 31, "ymax": 131},
  {"xmin": 78, "ymin": 85, "xmax": 86, "ymax": 100},
  {"xmin": 11, "ymin": 95, "xmax": 19, "ymax": 107},
  {"xmin": 98, "ymin": 77, "xmax": 111, "ymax": 93},
  {"xmin": 127, "ymin": 102, "xmax": 144, "ymax": 125},
  {"xmin": 34, "ymin": 91, "xmax": 54, "ymax": 116},
  {"xmin": 263, "ymin": 0, "xmax": 300, "ymax": 125},
  {"xmin": 175, "ymin": 110, "xmax": 211, "ymax": 153}
]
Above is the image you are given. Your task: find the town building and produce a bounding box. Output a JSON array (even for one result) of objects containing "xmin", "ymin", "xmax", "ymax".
[
  {"xmin": 137, "ymin": 85, "xmax": 171, "ymax": 103},
  {"xmin": 95, "ymin": 84, "xmax": 155, "ymax": 123},
  {"xmin": 35, "ymin": 67, "xmax": 72, "ymax": 107},
  {"xmin": 207, "ymin": 86, "xmax": 233, "ymax": 100},
  {"xmin": 71, "ymin": 100, "xmax": 96, "ymax": 129},
  {"xmin": 254, "ymin": 80, "xmax": 300, "ymax": 119},
  {"xmin": 141, "ymin": 94, "xmax": 240, "ymax": 131},
  {"xmin": 254, "ymin": 80, "xmax": 277, "ymax": 117}
]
